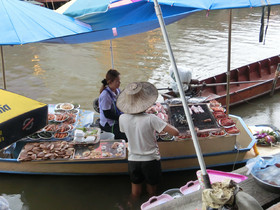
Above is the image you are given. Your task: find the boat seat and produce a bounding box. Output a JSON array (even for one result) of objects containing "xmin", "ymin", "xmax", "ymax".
[
  {"xmin": 237, "ymin": 66, "xmax": 249, "ymax": 81},
  {"xmin": 257, "ymin": 62, "xmax": 262, "ymax": 78},
  {"xmin": 247, "ymin": 64, "xmax": 261, "ymax": 80}
]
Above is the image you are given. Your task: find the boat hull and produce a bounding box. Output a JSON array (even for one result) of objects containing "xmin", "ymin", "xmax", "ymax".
[
  {"xmin": 162, "ymin": 55, "xmax": 280, "ymax": 106},
  {"xmin": 0, "ymin": 116, "xmax": 255, "ymax": 175}
]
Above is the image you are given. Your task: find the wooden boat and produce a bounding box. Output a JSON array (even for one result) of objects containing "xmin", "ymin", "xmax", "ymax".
[
  {"xmin": 161, "ymin": 55, "xmax": 280, "ymax": 106},
  {"xmin": 0, "ymin": 115, "xmax": 256, "ymax": 175}
]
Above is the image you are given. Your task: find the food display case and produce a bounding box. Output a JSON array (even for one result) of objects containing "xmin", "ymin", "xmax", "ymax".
[
  {"xmin": 158, "ymin": 102, "xmax": 240, "ymax": 153},
  {"xmin": 73, "ymin": 140, "xmax": 126, "ymax": 160},
  {"xmin": 168, "ymin": 103, "xmax": 219, "ymax": 133}
]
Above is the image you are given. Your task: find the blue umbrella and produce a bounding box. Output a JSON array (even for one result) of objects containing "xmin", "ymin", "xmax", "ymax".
[
  {"xmin": 0, "ymin": 0, "xmax": 92, "ymax": 89},
  {"xmin": 0, "ymin": 0, "xmax": 92, "ymax": 45}
]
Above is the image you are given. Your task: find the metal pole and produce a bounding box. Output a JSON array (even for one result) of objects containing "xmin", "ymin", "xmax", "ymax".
[
  {"xmin": 51, "ymin": 0, "xmax": 55, "ymax": 9},
  {"xmin": 153, "ymin": 0, "xmax": 211, "ymax": 189},
  {"xmin": 1, "ymin": 46, "xmax": 7, "ymax": 90},
  {"xmin": 110, "ymin": 40, "xmax": 114, "ymax": 69},
  {"xmin": 270, "ymin": 63, "xmax": 280, "ymax": 96},
  {"xmin": 226, "ymin": 9, "xmax": 232, "ymax": 116}
]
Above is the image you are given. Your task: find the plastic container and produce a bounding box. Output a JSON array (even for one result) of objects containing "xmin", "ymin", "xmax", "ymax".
[
  {"xmin": 141, "ymin": 194, "xmax": 173, "ymax": 210},
  {"xmin": 100, "ymin": 132, "xmax": 115, "ymax": 140},
  {"xmin": 162, "ymin": 188, "xmax": 183, "ymax": 199},
  {"xmin": 180, "ymin": 180, "xmax": 201, "ymax": 195}
]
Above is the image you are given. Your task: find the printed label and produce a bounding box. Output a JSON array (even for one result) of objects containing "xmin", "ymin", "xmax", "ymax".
[
  {"xmin": 0, "ymin": 104, "xmax": 11, "ymax": 114},
  {"xmin": 22, "ymin": 118, "xmax": 34, "ymax": 131}
]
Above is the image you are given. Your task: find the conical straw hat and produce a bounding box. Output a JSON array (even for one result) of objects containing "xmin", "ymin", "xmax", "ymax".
[{"xmin": 117, "ymin": 82, "xmax": 158, "ymax": 114}]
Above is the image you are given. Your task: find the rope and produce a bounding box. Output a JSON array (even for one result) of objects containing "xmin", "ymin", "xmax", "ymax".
[{"xmin": 232, "ymin": 142, "xmax": 241, "ymax": 171}]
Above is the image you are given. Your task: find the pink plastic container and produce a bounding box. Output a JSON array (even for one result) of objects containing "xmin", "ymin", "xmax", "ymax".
[
  {"xmin": 196, "ymin": 169, "xmax": 248, "ymax": 188},
  {"xmin": 141, "ymin": 194, "xmax": 173, "ymax": 210},
  {"xmin": 179, "ymin": 180, "xmax": 201, "ymax": 195}
]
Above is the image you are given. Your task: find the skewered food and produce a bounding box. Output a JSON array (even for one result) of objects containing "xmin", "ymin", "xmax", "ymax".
[
  {"xmin": 44, "ymin": 124, "xmax": 59, "ymax": 132},
  {"xmin": 56, "ymin": 124, "xmax": 71, "ymax": 133},
  {"xmin": 203, "ymin": 118, "xmax": 212, "ymax": 123},
  {"xmin": 54, "ymin": 114, "xmax": 69, "ymax": 122},
  {"xmin": 54, "ymin": 132, "xmax": 69, "ymax": 139}
]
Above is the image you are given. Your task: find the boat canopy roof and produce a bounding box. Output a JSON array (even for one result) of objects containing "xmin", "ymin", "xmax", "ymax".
[{"xmin": 48, "ymin": 0, "xmax": 280, "ymax": 44}]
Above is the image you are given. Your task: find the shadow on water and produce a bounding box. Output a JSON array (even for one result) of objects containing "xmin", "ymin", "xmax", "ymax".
[{"xmin": 0, "ymin": 163, "xmax": 245, "ymax": 210}]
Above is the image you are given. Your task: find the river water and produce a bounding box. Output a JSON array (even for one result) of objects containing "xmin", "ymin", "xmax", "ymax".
[{"xmin": 1, "ymin": 7, "xmax": 280, "ymax": 210}]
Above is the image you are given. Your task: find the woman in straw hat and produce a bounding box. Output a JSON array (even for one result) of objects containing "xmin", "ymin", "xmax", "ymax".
[
  {"xmin": 98, "ymin": 69, "xmax": 127, "ymax": 140},
  {"xmin": 117, "ymin": 82, "xmax": 179, "ymax": 200}
]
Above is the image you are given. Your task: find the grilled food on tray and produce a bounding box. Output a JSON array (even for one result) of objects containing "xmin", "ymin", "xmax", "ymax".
[
  {"xmin": 225, "ymin": 126, "xmax": 240, "ymax": 134},
  {"xmin": 219, "ymin": 118, "xmax": 235, "ymax": 127}
]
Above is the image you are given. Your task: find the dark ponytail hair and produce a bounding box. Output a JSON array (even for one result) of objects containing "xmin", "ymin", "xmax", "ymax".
[{"xmin": 99, "ymin": 69, "xmax": 120, "ymax": 94}]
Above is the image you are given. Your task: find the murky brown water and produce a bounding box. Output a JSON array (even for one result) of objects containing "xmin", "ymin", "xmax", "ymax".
[{"xmin": 1, "ymin": 7, "xmax": 280, "ymax": 210}]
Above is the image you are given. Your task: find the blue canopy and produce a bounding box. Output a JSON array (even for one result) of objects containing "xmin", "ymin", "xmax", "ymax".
[
  {"xmin": 49, "ymin": 1, "xmax": 199, "ymax": 44},
  {"xmin": 0, "ymin": 0, "xmax": 92, "ymax": 45},
  {"xmin": 48, "ymin": 0, "xmax": 280, "ymax": 44}
]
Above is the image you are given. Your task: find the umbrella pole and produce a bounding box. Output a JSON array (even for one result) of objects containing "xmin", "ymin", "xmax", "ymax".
[
  {"xmin": 110, "ymin": 40, "xmax": 114, "ymax": 69},
  {"xmin": 0, "ymin": 46, "xmax": 7, "ymax": 90},
  {"xmin": 226, "ymin": 9, "xmax": 232, "ymax": 115},
  {"xmin": 153, "ymin": 0, "xmax": 211, "ymax": 189}
]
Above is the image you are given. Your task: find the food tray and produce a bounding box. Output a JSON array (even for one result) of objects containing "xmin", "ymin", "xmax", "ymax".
[
  {"xmin": 73, "ymin": 140, "xmax": 126, "ymax": 160},
  {"xmin": 72, "ymin": 127, "xmax": 101, "ymax": 144},
  {"xmin": 17, "ymin": 141, "xmax": 75, "ymax": 162},
  {"xmin": 169, "ymin": 104, "xmax": 219, "ymax": 134},
  {"xmin": 141, "ymin": 194, "xmax": 173, "ymax": 210},
  {"xmin": 196, "ymin": 169, "xmax": 248, "ymax": 188},
  {"xmin": 179, "ymin": 180, "xmax": 201, "ymax": 195},
  {"xmin": 218, "ymin": 119, "xmax": 236, "ymax": 128},
  {"xmin": 27, "ymin": 131, "xmax": 72, "ymax": 142},
  {"xmin": 55, "ymin": 103, "xmax": 74, "ymax": 111}
]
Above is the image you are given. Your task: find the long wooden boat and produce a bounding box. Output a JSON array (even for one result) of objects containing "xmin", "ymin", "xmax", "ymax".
[
  {"xmin": 0, "ymin": 115, "xmax": 256, "ymax": 175},
  {"xmin": 162, "ymin": 55, "xmax": 280, "ymax": 106}
]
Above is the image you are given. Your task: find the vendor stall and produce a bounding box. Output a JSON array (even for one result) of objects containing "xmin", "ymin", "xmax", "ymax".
[{"xmin": 0, "ymin": 101, "xmax": 256, "ymax": 175}]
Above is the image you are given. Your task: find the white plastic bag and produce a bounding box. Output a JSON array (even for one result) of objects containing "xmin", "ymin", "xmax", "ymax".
[{"xmin": 169, "ymin": 65, "xmax": 192, "ymax": 93}]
